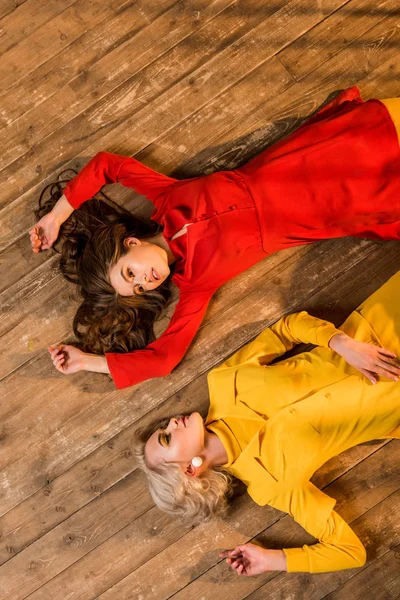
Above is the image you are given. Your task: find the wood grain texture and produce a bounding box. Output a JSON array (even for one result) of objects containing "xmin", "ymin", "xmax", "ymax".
[
  {"xmin": 324, "ymin": 545, "xmax": 400, "ymax": 600},
  {"xmin": 278, "ymin": 0, "xmax": 397, "ymax": 80},
  {"xmin": 0, "ymin": 0, "xmax": 399, "ymax": 598},
  {"xmin": 94, "ymin": 443, "xmax": 399, "ymax": 600},
  {"xmin": 0, "ymin": 0, "xmax": 29, "ymax": 22},
  {"xmin": 246, "ymin": 492, "xmax": 400, "ymax": 600}
]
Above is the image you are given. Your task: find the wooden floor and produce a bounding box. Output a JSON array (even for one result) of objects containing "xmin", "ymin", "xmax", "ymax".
[{"xmin": 1, "ymin": 1, "xmax": 399, "ymax": 598}]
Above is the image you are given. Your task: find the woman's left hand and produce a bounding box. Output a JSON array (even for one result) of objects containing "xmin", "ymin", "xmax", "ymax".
[
  {"xmin": 219, "ymin": 544, "xmax": 287, "ymax": 576},
  {"xmin": 329, "ymin": 333, "xmax": 400, "ymax": 384}
]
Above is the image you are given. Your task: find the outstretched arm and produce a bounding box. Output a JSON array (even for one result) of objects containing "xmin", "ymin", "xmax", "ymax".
[
  {"xmin": 219, "ymin": 311, "xmax": 340, "ymax": 370},
  {"xmin": 221, "ymin": 483, "xmax": 367, "ymax": 575},
  {"xmin": 277, "ymin": 483, "xmax": 367, "ymax": 573},
  {"xmin": 30, "ymin": 152, "xmax": 176, "ymax": 252},
  {"xmin": 63, "ymin": 151, "xmax": 176, "ymax": 209},
  {"xmin": 48, "ymin": 288, "xmax": 214, "ymax": 388},
  {"xmin": 220, "ymin": 311, "xmax": 400, "ymax": 383}
]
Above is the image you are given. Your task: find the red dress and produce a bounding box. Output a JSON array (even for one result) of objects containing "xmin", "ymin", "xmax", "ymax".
[{"xmin": 64, "ymin": 87, "xmax": 400, "ymax": 389}]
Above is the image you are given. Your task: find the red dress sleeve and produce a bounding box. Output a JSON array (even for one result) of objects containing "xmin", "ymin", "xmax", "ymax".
[
  {"xmin": 64, "ymin": 151, "xmax": 177, "ymax": 209},
  {"xmin": 106, "ymin": 288, "xmax": 214, "ymax": 389}
]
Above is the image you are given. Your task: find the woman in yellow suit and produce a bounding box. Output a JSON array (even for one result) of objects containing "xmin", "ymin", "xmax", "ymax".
[{"xmin": 136, "ymin": 271, "xmax": 400, "ymax": 575}]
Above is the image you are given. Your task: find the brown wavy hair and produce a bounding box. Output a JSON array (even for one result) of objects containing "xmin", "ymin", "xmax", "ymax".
[{"xmin": 36, "ymin": 174, "xmax": 172, "ymax": 354}]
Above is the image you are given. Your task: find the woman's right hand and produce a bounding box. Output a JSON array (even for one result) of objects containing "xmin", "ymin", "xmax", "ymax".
[
  {"xmin": 29, "ymin": 213, "xmax": 61, "ymax": 253},
  {"xmin": 329, "ymin": 332, "xmax": 400, "ymax": 384},
  {"xmin": 48, "ymin": 345, "xmax": 86, "ymax": 374},
  {"xmin": 48, "ymin": 345, "xmax": 110, "ymax": 375},
  {"xmin": 219, "ymin": 544, "xmax": 287, "ymax": 576}
]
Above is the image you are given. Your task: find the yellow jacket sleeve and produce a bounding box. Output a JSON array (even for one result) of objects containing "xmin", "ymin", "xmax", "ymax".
[
  {"xmin": 270, "ymin": 483, "xmax": 367, "ymax": 573},
  {"xmin": 221, "ymin": 312, "xmax": 340, "ymax": 370},
  {"xmin": 269, "ymin": 311, "xmax": 340, "ymax": 353}
]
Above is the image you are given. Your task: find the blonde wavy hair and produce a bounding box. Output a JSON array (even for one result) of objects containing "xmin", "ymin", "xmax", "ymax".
[{"xmin": 134, "ymin": 416, "xmax": 234, "ymax": 525}]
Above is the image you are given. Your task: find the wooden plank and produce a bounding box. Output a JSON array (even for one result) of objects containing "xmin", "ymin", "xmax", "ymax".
[
  {"xmin": 1, "ymin": 47, "xmax": 398, "ymax": 321},
  {"xmin": 0, "ymin": 235, "xmax": 50, "ymax": 296},
  {"xmin": 0, "ymin": 285, "xmax": 76, "ymax": 379},
  {"xmin": 2, "ymin": 0, "xmax": 399, "ymax": 257},
  {"xmin": 1, "ymin": 2, "xmax": 399, "ymax": 598},
  {"xmin": 2, "ymin": 50, "xmax": 397, "ymax": 302},
  {"xmin": 180, "ymin": 53, "xmax": 400, "ymax": 180},
  {"xmin": 24, "ymin": 506, "xmax": 193, "ymax": 600},
  {"xmin": 94, "ymin": 443, "xmax": 399, "ymax": 599},
  {"xmin": 324, "ymin": 545, "xmax": 400, "ymax": 600},
  {"xmin": 0, "ymin": 0, "xmax": 28, "ymax": 22},
  {"xmin": 1, "ymin": 487, "xmax": 264, "ymax": 600},
  {"xmin": 60, "ymin": 0, "xmax": 400, "ymax": 166},
  {"xmin": 0, "ymin": 371, "xmax": 211, "ymax": 566},
  {"xmin": 139, "ymin": 2, "xmax": 400, "ymax": 174},
  {"xmin": 0, "ymin": 0, "xmax": 137, "ymax": 92},
  {"xmin": 0, "ymin": 0, "xmax": 176, "ymax": 129},
  {"xmin": 0, "ymin": 470, "xmax": 176, "ymax": 600},
  {"xmin": 0, "ymin": 0, "xmax": 78, "ymax": 56},
  {"xmin": 1, "ymin": 240, "xmax": 399, "ymax": 518},
  {"xmin": 4, "ymin": 438, "xmax": 397, "ymax": 599},
  {"xmin": 0, "ymin": 0, "xmax": 244, "ymax": 172},
  {"xmin": 352, "ymin": 50, "xmax": 400, "ymax": 99},
  {"xmin": 0, "ymin": 17, "xmax": 292, "ymax": 215},
  {"xmin": 0, "ymin": 256, "xmax": 67, "ymax": 337},
  {"xmin": 278, "ymin": 0, "xmax": 396, "ymax": 81},
  {"xmin": 0, "ymin": 0, "xmax": 351, "ymax": 228},
  {"xmin": 245, "ymin": 488, "xmax": 400, "ymax": 600},
  {"xmin": 156, "ymin": 461, "xmax": 400, "ymax": 600}
]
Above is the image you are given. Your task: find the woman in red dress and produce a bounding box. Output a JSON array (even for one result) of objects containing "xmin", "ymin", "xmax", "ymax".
[{"xmin": 30, "ymin": 87, "xmax": 400, "ymax": 389}]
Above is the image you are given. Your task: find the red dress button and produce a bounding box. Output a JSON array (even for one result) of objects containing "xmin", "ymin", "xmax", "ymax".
[{"xmin": 229, "ymin": 204, "xmax": 237, "ymax": 210}]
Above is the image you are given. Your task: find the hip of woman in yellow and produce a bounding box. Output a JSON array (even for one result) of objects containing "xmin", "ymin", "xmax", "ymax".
[
  {"xmin": 135, "ymin": 271, "xmax": 400, "ymax": 575},
  {"xmin": 381, "ymin": 98, "xmax": 400, "ymax": 142}
]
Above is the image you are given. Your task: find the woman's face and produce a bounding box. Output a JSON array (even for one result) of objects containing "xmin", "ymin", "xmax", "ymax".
[
  {"xmin": 145, "ymin": 412, "xmax": 205, "ymax": 469},
  {"xmin": 109, "ymin": 237, "xmax": 170, "ymax": 296}
]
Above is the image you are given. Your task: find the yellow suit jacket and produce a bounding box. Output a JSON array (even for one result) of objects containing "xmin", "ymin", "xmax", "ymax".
[{"xmin": 206, "ymin": 272, "xmax": 400, "ymax": 573}]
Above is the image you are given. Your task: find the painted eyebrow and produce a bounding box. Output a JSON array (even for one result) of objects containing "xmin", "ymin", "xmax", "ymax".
[{"xmin": 157, "ymin": 432, "xmax": 164, "ymax": 448}]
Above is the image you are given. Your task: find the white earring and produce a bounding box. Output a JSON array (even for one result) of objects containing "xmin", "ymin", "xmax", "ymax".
[{"xmin": 191, "ymin": 456, "xmax": 203, "ymax": 468}]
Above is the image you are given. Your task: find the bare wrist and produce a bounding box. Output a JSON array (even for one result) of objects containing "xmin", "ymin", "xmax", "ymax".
[
  {"xmin": 82, "ymin": 353, "xmax": 110, "ymax": 374},
  {"xmin": 262, "ymin": 549, "xmax": 287, "ymax": 572},
  {"xmin": 51, "ymin": 194, "xmax": 74, "ymax": 224},
  {"xmin": 328, "ymin": 332, "xmax": 347, "ymax": 352}
]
